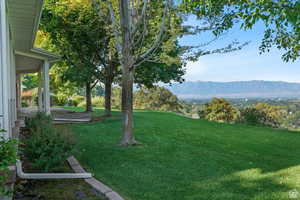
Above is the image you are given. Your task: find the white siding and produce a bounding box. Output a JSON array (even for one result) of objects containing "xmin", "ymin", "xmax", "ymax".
[
  {"xmin": 0, "ymin": 0, "xmax": 3, "ymax": 134},
  {"xmin": 43, "ymin": 61, "xmax": 50, "ymax": 115},
  {"xmin": 11, "ymin": 45, "xmax": 17, "ymax": 125},
  {"xmin": 0, "ymin": 0, "xmax": 15, "ymax": 138},
  {"xmin": 0, "ymin": 0, "xmax": 9, "ymax": 138}
]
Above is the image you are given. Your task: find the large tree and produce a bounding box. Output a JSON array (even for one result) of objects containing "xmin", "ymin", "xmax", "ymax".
[
  {"xmin": 41, "ymin": 0, "xmax": 187, "ymax": 117},
  {"xmin": 92, "ymin": 0, "xmax": 187, "ymax": 117},
  {"xmin": 103, "ymin": 0, "xmax": 186, "ymax": 145},
  {"xmin": 103, "ymin": 0, "xmax": 246, "ymax": 146},
  {"xmin": 40, "ymin": 0, "xmax": 107, "ymax": 112}
]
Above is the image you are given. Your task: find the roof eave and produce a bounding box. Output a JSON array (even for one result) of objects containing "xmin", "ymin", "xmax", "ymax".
[
  {"xmin": 30, "ymin": 0, "xmax": 60, "ymax": 62},
  {"xmin": 31, "ymin": 48, "xmax": 61, "ymax": 62}
]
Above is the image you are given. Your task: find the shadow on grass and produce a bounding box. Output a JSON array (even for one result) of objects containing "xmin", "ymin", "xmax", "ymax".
[{"xmin": 184, "ymin": 168, "xmax": 297, "ymax": 200}]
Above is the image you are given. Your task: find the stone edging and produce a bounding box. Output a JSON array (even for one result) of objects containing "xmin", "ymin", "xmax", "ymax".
[{"xmin": 67, "ymin": 156, "xmax": 124, "ymax": 200}]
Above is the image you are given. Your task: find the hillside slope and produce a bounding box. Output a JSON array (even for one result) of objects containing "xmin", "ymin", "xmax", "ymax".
[
  {"xmin": 164, "ymin": 80, "xmax": 300, "ymax": 99},
  {"xmin": 69, "ymin": 108, "xmax": 300, "ymax": 200}
]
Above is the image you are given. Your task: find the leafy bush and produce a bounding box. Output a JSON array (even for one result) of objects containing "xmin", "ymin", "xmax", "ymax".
[
  {"xmin": 71, "ymin": 96, "xmax": 85, "ymax": 107},
  {"xmin": 81, "ymin": 87, "xmax": 121, "ymax": 110},
  {"xmin": 198, "ymin": 109, "xmax": 205, "ymax": 119},
  {"xmin": 282, "ymin": 110, "xmax": 300, "ymax": 130},
  {"xmin": 202, "ymin": 98, "xmax": 239, "ymax": 123},
  {"xmin": 92, "ymin": 96, "xmax": 104, "ymax": 107},
  {"xmin": 112, "ymin": 87, "xmax": 121, "ymax": 109},
  {"xmin": 25, "ymin": 112, "xmax": 52, "ymax": 132},
  {"xmin": 23, "ymin": 114, "xmax": 74, "ymax": 172},
  {"xmin": 78, "ymin": 101, "xmax": 86, "ymax": 108},
  {"xmin": 52, "ymin": 93, "xmax": 68, "ymax": 106},
  {"xmin": 0, "ymin": 131, "xmax": 18, "ymax": 195},
  {"xmin": 78, "ymin": 97, "xmax": 104, "ymax": 108},
  {"xmin": 21, "ymin": 102, "xmax": 29, "ymax": 107},
  {"xmin": 133, "ymin": 86, "xmax": 182, "ymax": 112},
  {"xmin": 240, "ymin": 103, "xmax": 287, "ymax": 127},
  {"xmin": 239, "ymin": 107, "xmax": 267, "ymax": 126}
]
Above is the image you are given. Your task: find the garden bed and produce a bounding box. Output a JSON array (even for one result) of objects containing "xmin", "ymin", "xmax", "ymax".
[
  {"xmin": 14, "ymin": 179, "xmax": 104, "ymax": 200},
  {"xmin": 0, "ymin": 166, "xmax": 16, "ymax": 184},
  {"xmin": 12, "ymin": 112, "xmax": 103, "ymax": 200}
]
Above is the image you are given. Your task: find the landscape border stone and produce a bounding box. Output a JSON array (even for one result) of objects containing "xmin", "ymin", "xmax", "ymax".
[{"xmin": 67, "ymin": 156, "xmax": 124, "ymax": 200}]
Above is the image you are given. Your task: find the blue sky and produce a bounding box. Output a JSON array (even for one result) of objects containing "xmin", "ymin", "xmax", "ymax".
[{"xmin": 179, "ymin": 16, "xmax": 300, "ymax": 83}]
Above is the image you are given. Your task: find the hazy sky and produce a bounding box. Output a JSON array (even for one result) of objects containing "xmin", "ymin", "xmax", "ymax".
[{"xmin": 179, "ymin": 16, "xmax": 300, "ymax": 83}]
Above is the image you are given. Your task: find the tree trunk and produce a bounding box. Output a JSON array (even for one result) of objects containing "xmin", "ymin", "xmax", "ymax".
[
  {"xmin": 104, "ymin": 78, "xmax": 112, "ymax": 117},
  {"xmin": 86, "ymin": 82, "xmax": 92, "ymax": 112},
  {"xmin": 120, "ymin": 69, "xmax": 137, "ymax": 146},
  {"xmin": 119, "ymin": 0, "xmax": 138, "ymax": 146}
]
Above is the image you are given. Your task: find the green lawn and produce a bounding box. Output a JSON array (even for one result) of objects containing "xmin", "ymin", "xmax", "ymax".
[{"xmin": 66, "ymin": 108, "xmax": 300, "ymax": 200}]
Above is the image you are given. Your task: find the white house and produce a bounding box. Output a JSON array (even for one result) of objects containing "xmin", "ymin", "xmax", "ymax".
[{"xmin": 0, "ymin": 0, "xmax": 59, "ymax": 139}]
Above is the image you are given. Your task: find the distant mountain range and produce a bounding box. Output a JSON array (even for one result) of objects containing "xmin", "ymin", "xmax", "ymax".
[{"xmin": 163, "ymin": 81, "xmax": 300, "ymax": 99}]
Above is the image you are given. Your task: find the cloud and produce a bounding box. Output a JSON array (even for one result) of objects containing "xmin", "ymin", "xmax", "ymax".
[
  {"xmin": 183, "ymin": 45, "xmax": 300, "ymax": 82},
  {"xmin": 184, "ymin": 60, "xmax": 208, "ymax": 81}
]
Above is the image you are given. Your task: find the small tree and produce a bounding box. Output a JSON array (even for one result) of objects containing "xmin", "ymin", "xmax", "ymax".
[{"xmin": 203, "ymin": 98, "xmax": 239, "ymax": 123}]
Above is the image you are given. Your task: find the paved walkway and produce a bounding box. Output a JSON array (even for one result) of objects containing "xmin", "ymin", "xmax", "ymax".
[{"xmin": 18, "ymin": 107, "xmax": 92, "ymax": 123}]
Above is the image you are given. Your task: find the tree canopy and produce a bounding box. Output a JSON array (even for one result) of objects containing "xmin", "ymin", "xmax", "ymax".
[
  {"xmin": 182, "ymin": 0, "xmax": 300, "ymax": 61},
  {"xmin": 134, "ymin": 86, "xmax": 182, "ymax": 112}
]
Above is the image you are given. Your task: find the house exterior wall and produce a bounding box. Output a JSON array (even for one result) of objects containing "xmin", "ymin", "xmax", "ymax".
[
  {"xmin": 0, "ymin": 0, "xmax": 3, "ymax": 135},
  {"xmin": 0, "ymin": 0, "xmax": 17, "ymax": 138},
  {"xmin": 10, "ymin": 39, "xmax": 17, "ymax": 130},
  {"xmin": 0, "ymin": 0, "xmax": 54, "ymax": 139},
  {"xmin": 0, "ymin": 0, "xmax": 9, "ymax": 138}
]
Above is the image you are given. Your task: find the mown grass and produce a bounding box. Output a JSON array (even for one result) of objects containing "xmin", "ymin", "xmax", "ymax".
[{"xmin": 66, "ymin": 107, "xmax": 300, "ymax": 200}]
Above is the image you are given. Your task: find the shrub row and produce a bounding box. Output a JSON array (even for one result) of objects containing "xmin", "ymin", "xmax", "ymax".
[
  {"xmin": 199, "ymin": 98, "xmax": 287, "ymax": 128},
  {"xmin": 23, "ymin": 113, "xmax": 74, "ymax": 172},
  {"xmin": 0, "ymin": 131, "xmax": 18, "ymax": 195}
]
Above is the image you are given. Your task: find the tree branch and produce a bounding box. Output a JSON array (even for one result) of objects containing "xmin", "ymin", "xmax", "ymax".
[
  {"xmin": 108, "ymin": 1, "xmax": 123, "ymax": 56},
  {"xmin": 137, "ymin": 0, "xmax": 171, "ymax": 63}
]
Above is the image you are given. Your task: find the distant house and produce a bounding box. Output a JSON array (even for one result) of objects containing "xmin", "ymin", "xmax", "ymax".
[
  {"xmin": 0, "ymin": 0, "xmax": 59, "ymax": 139},
  {"xmin": 21, "ymin": 88, "xmax": 38, "ymax": 106}
]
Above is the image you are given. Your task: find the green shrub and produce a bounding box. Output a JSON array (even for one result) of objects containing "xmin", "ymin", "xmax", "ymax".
[
  {"xmin": 50, "ymin": 95, "xmax": 58, "ymax": 106},
  {"xmin": 71, "ymin": 96, "xmax": 85, "ymax": 107},
  {"xmin": 23, "ymin": 126, "xmax": 74, "ymax": 172},
  {"xmin": 52, "ymin": 93, "xmax": 68, "ymax": 106},
  {"xmin": 133, "ymin": 86, "xmax": 182, "ymax": 112},
  {"xmin": 112, "ymin": 87, "xmax": 121, "ymax": 109},
  {"xmin": 78, "ymin": 101, "xmax": 86, "ymax": 107},
  {"xmin": 239, "ymin": 107, "xmax": 267, "ymax": 126},
  {"xmin": 240, "ymin": 103, "xmax": 287, "ymax": 128},
  {"xmin": 198, "ymin": 109, "xmax": 205, "ymax": 119},
  {"xmin": 23, "ymin": 113, "xmax": 74, "ymax": 172},
  {"xmin": 0, "ymin": 131, "xmax": 18, "ymax": 195},
  {"xmin": 25, "ymin": 112, "xmax": 52, "ymax": 132},
  {"xmin": 78, "ymin": 97, "xmax": 104, "ymax": 108},
  {"xmin": 21, "ymin": 102, "xmax": 29, "ymax": 107},
  {"xmin": 203, "ymin": 98, "xmax": 239, "ymax": 123},
  {"xmin": 92, "ymin": 96, "xmax": 104, "ymax": 107}
]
